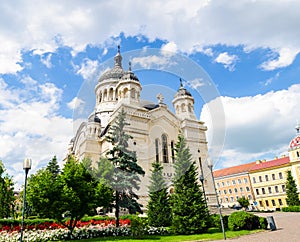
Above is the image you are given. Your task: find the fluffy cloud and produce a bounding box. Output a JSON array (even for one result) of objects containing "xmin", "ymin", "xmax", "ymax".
[
  {"xmin": 200, "ymin": 84, "xmax": 300, "ymax": 168},
  {"xmin": 214, "ymin": 52, "xmax": 238, "ymax": 71},
  {"xmin": 1, "ymin": 1, "xmax": 300, "ymax": 74},
  {"xmin": 0, "ymin": 78, "xmax": 72, "ymax": 189}
]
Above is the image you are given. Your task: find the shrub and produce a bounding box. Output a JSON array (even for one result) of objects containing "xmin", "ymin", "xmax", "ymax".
[
  {"xmin": 259, "ymin": 217, "xmax": 268, "ymax": 230},
  {"xmin": 209, "ymin": 214, "xmax": 228, "ymax": 230},
  {"xmin": 228, "ymin": 211, "xmax": 260, "ymax": 231},
  {"xmin": 130, "ymin": 215, "xmax": 148, "ymax": 237},
  {"xmin": 282, "ymin": 206, "xmax": 300, "ymax": 212}
]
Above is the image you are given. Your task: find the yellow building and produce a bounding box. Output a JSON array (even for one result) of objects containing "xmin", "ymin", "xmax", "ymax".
[
  {"xmin": 249, "ymin": 156, "xmax": 290, "ymax": 211},
  {"xmin": 214, "ymin": 162, "xmax": 256, "ymax": 208}
]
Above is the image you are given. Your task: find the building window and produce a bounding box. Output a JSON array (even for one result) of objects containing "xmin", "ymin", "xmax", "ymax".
[
  {"xmin": 279, "ymin": 172, "xmax": 283, "ymax": 179},
  {"xmin": 171, "ymin": 141, "xmax": 175, "ymax": 163},
  {"xmin": 236, "ymin": 196, "xmax": 239, "ymax": 201},
  {"xmin": 259, "ymin": 176, "xmax": 262, "ymax": 182},
  {"xmin": 232, "ymin": 180, "xmax": 236, "ymax": 185},
  {"xmin": 229, "ymin": 189, "xmax": 232, "ymax": 194},
  {"xmin": 240, "ymin": 187, "xmax": 243, "ymax": 192},
  {"xmin": 253, "ymin": 177, "xmax": 256, "ymax": 183},
  {"xmin": 246, "ymin": 186, "xmax": 250, "ymax": 192},
  {"xmin": 272, "ymin": 174, "xmax": 276, "ymax": 180},
  {"xmin": 262, "ymin": 188, "xmax": 266, "ymax": 194},
  {"xmin": 217, "ymin": 183, "xmax": 220, "ymax": 188},
  {"xmin": 162, "ymin": 134, "xmax": 169, "ymax": 163},
  {"xmin": 279, "ymin": 199, "xmax": 283, "ymax": 205},
  {"xmin": 256, "ymin": 189, "xmax": 259, "ymax": 195},
  {"xmin": 272, "ymin": 200, "xmax": 276, "ymax": 206},
  {"xmin": 227, "ymin": 180, "xmax": 230, "ymax": 186},
  {"xmin": 222, "ymin": 182, "xmax": 225, "ymax": 187},
  {"xmin": 259, "ymin": 201, "xmax": 263, "ymax": 207},
  {"xmin": 234, "ymin": 188, "xmax": 238, "ymax": 193},
  {"xmin": 230, "ymin": 197, "xmax": 234, "ymax": 202},
  {"xmin": 225, "ymin": 197, "xmax": 229, "ymax": 202},
  {"xmin": 244, "ymin": 178, "xmax": 248, "ymax": 183},
  {"xmin": 268, "ymin": 187, "xmax": 272, "ymax": 194},
  {"xmin": 282, "ymin": 185, "xmax": 286, "ymax": 192},
  {"xmin": 224, "ymin": 190, "xmax": 227, "ymax": 194},
  {"xmin": 248, "ymin": 195, "xmax": 252, "ymax": 200},
  {"xmin": 265, "ymin": 200, "xmax": 269, "ymax": 206},
  {"xmin": 265, "ymin": 175, "xmax": 269, "ymax": 181},
  {"xmin": 275, "ymin": 186, "xmax": 279, "ymax": 193},
  {"xmin": 155, "ymin": 138, "xmax": 159, "ymax": 162},
  {"xmin": 238, "ymin": 179, "xmax": 242, "ymax": 184}
]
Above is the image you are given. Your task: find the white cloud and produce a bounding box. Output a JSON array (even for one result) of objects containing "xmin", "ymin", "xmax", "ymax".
[
  {"xmin": 260, "ymin": 47, "xmax": 299, "ymax": 70},
  {"xmin": 214, "ymin": 52, "xmax": 238, "ymax": 71},
  {"xmin": 67, "ymin": 97, "xmax": 85, "ymax": 113},
  {"xmin": 40, "ymin": 53, "xmax": 53, "ymax": 68},
  {"xmin": 0, "ymin": 78, "xmax": 72, "ymax": 189},
  {"xmin": 200, "ymin": 84, "xmax": 300, "ymax": 168},
  {"xmin": 1, "ymin": 1, "xmax": 300, "ymax": 73},
  {"xmin": 76, "ymin": 59, "xmax": 100, "ymax": 80},
  {"xmin": 161, "ymin": 42, "xmax": 177, "ymax": 55}
]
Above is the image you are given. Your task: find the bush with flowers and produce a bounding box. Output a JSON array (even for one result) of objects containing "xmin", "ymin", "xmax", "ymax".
[{"xmin": 0, "ymin": 217, "xmax": 169, "ymax": 241}]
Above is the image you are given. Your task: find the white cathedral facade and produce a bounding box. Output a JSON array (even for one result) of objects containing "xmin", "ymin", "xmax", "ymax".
[{"xmin": 68, "ymin": 47, "xmax": 215, "ymax": 209}]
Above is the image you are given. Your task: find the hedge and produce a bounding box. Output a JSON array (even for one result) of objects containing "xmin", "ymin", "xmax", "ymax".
[
  {"xmin": 228, "ymin": 211, "xmax": 267, "ymax": 231},
  {"xmin": 281, "ymin": 206, "xmax": 300, "ymax": 212}
]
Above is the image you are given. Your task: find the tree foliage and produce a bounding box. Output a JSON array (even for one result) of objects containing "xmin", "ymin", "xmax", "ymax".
[
  {"xmin": 285, "ymin": 170, "xmax": 300, "ymax": 206},
  {"xmin": 0, "ymin": 161, "xmax": 15, "ymax": 218},
  {"xmin": 237, "ymin": 197, "xmax": 250, "ymax": 209},
  {"xmin": 171, "ymin": 134, "xmax": 209, "ymax": 234},
  {"xmin": 105, "ymin": 108, "xmax": 145, "ymax": 227},
  {"xmin": 147, "ymin": 161, "xmax": 172, "ymax": 227}
]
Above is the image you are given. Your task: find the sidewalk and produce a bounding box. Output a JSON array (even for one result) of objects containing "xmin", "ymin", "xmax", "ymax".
[{"xmin": 214, "ymin": 212, "xmax": 300, "ymax": 242}]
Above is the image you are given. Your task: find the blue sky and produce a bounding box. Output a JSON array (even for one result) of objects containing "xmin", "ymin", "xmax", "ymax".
[{"xmin": 1, "ymin": 1, "xmax": 300, "ymax": 189}]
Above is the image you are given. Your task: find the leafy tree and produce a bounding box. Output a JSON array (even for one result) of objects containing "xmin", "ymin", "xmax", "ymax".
[
  {"xmin": 26, "ymin": 168, "xmax": 63, "ymax": 218},
  {"xmin": 0, "ymin": 161, "xmax": 15, "ymax": 218},
  {"xmin": 27, "ymin": 156, "xmax": 100, "ymax": 239},
  {"xmin": 285, "ymin": 170, "xmax": 300, "ymax": 206},
  {"xmin": 237, "ymin": 197, "xmax": 250, "ymax": 209},
  {"xmin": 106, "ymin": 108, "xmax": 145, "ymax": 227},
  {"xmin": 147, "ymin": 161, "xmax": 172, "ymax": 227},
  {"xmin": 171, "ymin": 134, "xmax": 209, "ymax": 234},
  {"xmin": 46, "ymin": 155, "xmax": 60, "ymax": 178}
]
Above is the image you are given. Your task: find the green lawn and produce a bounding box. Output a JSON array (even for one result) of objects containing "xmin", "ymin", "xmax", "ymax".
[{"xmin": 66, "ymin": 229, "xmax": 264, "ymax": 242}]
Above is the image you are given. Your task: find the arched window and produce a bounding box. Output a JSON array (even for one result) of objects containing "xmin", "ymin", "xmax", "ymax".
[
  {"xmin": 131, "ymin": 88, "xmax": 136, "ymax": 98},
  {"xmin": 155, "ymin": 138, "xmax": 159, "ymax": 162},
  {"xmin": 171, "ymin": 141, "xmax": 175, "ymax": 163},
  {"xmin": 162, "ymin": 134, "xmax": 169, "ymax": 163},
  {"xmin": 109, "ymin": 88, "xmax": 114, "ymax": 100}
]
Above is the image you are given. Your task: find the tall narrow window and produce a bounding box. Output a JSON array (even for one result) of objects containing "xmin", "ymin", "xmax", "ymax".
[
  {"xmin": 155, "ymin": 138, "xmax": 159, "ymax": 162},
  {"xmin": 162, "ymin": 134, "xmax": 169, "ymax": 163},
  {"xmin": 171, "ymin": 141, "xmax": 175, "ymax": 163}
]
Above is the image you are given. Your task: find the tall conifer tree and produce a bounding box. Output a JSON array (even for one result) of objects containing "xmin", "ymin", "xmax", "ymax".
[
  {"xmin": 171, "ymin": 134, "xmax": 209, "ymax": 234},
  {"xmin": 147, "ymin": 161, "xmax": 172, "ymax": 227},
  {"xmin": 286, "ymin": 170, "xmax": 300, "ymax": 206},
  {"xmin": 106, "ymin": 108, "xmax": 145, "ymax": 227}
]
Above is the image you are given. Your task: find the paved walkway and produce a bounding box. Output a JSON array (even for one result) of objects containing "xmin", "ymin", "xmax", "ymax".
[{"xmin": 214, "ymin": 212, "xmax": 300, "ymax": 242}]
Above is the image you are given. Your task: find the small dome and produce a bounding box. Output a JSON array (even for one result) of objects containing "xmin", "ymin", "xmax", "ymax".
[
  {"xmin": 290, "ymin": 136, "xmax": 300, "ymax": 149},
  {"xmin": 174, "ymin": 78, "xmax": 192, "ymax": 98},
  {"xmin": 98, "ymin": 46, "xmax": 125, "ymax": 82}
]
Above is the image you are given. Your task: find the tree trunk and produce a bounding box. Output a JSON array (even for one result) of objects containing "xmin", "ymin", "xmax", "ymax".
[{"xmin": 115, "ymin": 191, "xmax": 120, "ymax": 227}]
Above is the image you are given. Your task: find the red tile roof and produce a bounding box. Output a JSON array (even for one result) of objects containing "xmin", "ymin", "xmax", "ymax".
[
  {"xmin": 213, "ymin": 162, "xmax": 257, "ymax": 178},
  {"xmin": 249, "ymin": 156, "xmax": 290, "ymax": 171}
]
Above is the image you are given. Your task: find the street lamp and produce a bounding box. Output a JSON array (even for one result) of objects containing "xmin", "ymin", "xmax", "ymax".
[
  {"xmin": 20, "ymin": 158, "xmax": 32, "ymax": 242},
  {"xmin": 199, "ymin": 174, "xmax": 207, "ymax": 207},
  {"xmin": 207, "ymin": 157, "xmax": 226, "ymax": 240}
]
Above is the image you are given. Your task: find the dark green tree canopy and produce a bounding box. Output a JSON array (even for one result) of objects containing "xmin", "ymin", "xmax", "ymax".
[
  {"xmin": 171, "ymin": 134, "xmax": 209, "ymax": 234},
  {"xmin": 285, "ymin": 170, "xmax": 300, "ymax": 206},
  {"xmin": 147, "ymin": 161, "xmax": 172, "ymax": 227},
  {"xmin": 105, "ymin": 108, "xmax": 145, "ymax": 226},
  {"xmin": 0, "ymin": 161, "xmax": 15, "ymax": 219}
]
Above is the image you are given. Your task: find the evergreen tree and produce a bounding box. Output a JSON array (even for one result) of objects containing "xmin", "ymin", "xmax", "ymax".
[
  {"xmin": 46, "ymin": 155, "xmax": 60, "ymax": 178},
  {"xmin": 285, "ymin": 170, "xmax": 300, "ymax": 206},
  {"xmin": 0, "ymin": 161, "xmax": 15, "ymax": 218},
  {"xmin": 171, "ymin": 134, "xmax": 209, "ymax": 234},
  {"xmin": 106, "ymin": 108, "xmax": 145, "ymax": 227},
  {"xmin": 147, "ymin": 161, "xmax": 172, "ymax": 227}
]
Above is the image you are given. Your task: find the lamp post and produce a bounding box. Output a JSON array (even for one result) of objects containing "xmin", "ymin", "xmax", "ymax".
[
  {"xmin": 199, "ymin": 174, "xmax": 207, "ymax": 207},
  {"xmin": 20, "ymin": 158, "xmax": 31, "ymax": 242},
  {"xmin": 207, "ymin": 157, "xmax": 226, "ymax": 240}
]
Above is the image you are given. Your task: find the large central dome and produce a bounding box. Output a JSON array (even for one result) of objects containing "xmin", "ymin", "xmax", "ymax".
[{"xmin": 98, "ymin": 46, "xmax": 125, "ymax": 82}]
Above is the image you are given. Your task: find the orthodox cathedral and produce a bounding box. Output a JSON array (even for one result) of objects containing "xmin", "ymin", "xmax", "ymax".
[{"xmin": 68, "ymin": 47, "xmax": 215, "ymax": 208}]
